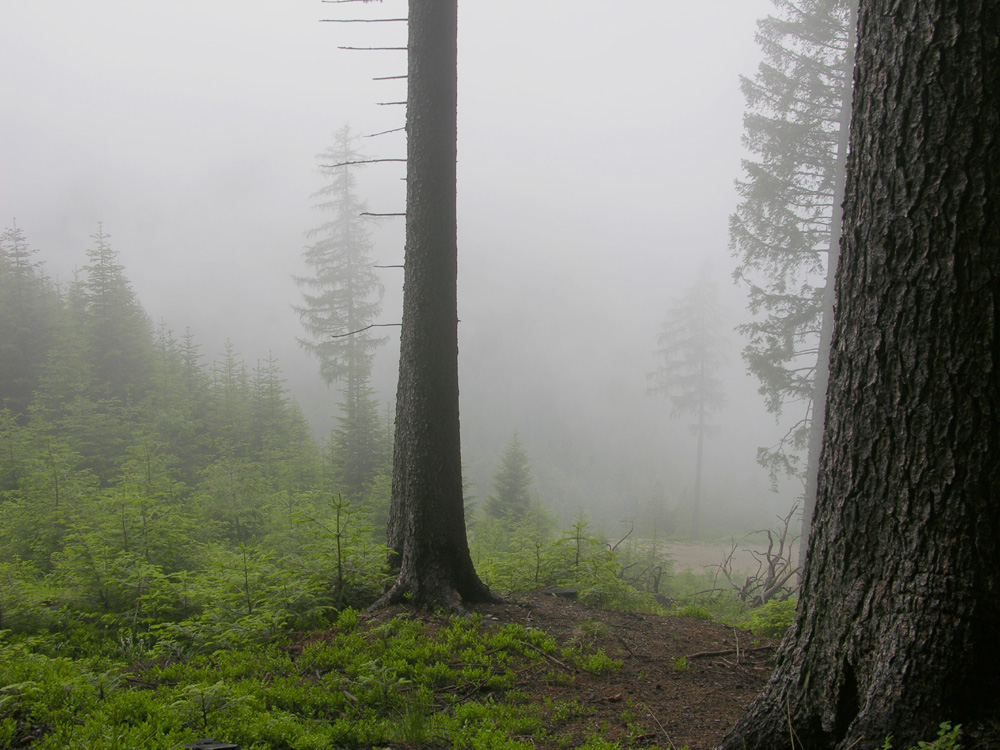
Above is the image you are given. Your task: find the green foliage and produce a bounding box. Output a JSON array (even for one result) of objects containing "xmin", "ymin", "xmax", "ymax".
[
  {"xmin": 486, "ymin": 430, "xmax": 534, "ymax": 520},
  {"xmin": 670, "ymin": 656, "xmax": 691, "ymax": 672},
  {"xmin": 672, "ymin": 603, "xmax": 715, "ymax": 621},
  {"xmin": 743, "ymin": 597, "xmax": 796, "ymax": 638},
  {"xmin": 0, "ymin": 221, "xmax": 716, "ymax": 750},
  {"xmin": 0, "ymin": 612, "xmax": 629, "ymax": 749},
  {"xmin": 878, "ymin": 722, "xmax": 962, "ymax": 750},
  {"xmin": 471, "ymin": 510, "xmax": 664, "ymax": 614}
]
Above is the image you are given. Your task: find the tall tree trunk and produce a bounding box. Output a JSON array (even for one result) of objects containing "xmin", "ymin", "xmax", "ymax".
[
  {"xmin": 372, "ymin": 0, "xmax": 496, "ymax": 612},
  {"xmin": 719, "ymin": 2, "xmax": 1000, "ymax": 748},
  {"xmin": 799, "ymin": 0, "xmax": 858, "ymax": 571}
]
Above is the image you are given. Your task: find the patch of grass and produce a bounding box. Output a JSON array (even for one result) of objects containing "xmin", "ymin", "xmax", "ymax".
[
  {"xmin": 670, "ymin": 655, "xmax": 691, "ymax": 672},
  {"xmin": 878, "ymin": 722, "xmax": 963, "ymax": 750},
  {"xmin": 671, "ymin": 603, "xmax": 715, "ymax": 621},
  {"xmin": 0, "ymin": 613, "xmax": 630, "ymax": 749}
]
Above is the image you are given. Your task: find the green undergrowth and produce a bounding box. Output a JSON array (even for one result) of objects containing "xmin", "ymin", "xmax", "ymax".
[
  {"xmin": 878, "ymin": 722, "xmax": 963, "ymax": 750},
  {"xmin": 0, "ymin": 609, "xmax": 645, "ymax": 750},
  {"xmin": 666, "ymin": 569, "xmax": 797, "ymax": 638}
]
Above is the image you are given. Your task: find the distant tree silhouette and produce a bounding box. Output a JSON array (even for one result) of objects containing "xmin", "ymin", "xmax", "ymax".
[
  {"xmin": 0, "ymin": 222, "xmax": 61, "ymax": 417},
  {"xmin": 649, "ymin": 267, "xmax": 727, "ymax": 538},
  {"xmin": 731, "ymin": 0, "xmax": 858, "ymax": 557},
  {"xmin": 486, "ymin": 431, "xmax": 533, "ymax": 520},
  {"xmin": 295, "ymin": 123, "xmax": 387, "ymax": 500}
]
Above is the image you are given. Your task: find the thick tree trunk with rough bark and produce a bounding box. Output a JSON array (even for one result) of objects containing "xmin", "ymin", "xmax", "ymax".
[
  {"xmin": 719, "ymin": 2, "xmax": 1000, "ymax": 748},
  {"xmin": 371, "ymin": 0, "xmax": 496, "ymax": 612}
]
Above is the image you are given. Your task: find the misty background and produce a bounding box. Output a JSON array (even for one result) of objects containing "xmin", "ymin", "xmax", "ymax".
[{"xmin": 0, "ymin": 0, "xmax": 798, "ymax": 534}]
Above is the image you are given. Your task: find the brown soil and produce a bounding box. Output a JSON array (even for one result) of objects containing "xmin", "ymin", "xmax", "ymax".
[{"xmin": 363, "ymin": 590, "xmax": 777, "ymax": 750}]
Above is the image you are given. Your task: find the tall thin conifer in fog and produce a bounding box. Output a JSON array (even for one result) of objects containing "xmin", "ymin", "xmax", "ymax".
[
  {"xmin": 295, "ymin": 124, "xmax": 387, "ymax": 499},
  {"xmin": 649, "ymin": 268, "xmax": 727, "ymax": 538},
  {"xmin": 731, "ymin": 0, "xmax": 857, "ymax": 558},
  {"xmin": 371, "ymin": 0, "xmax": 498, "ymax": 612}
]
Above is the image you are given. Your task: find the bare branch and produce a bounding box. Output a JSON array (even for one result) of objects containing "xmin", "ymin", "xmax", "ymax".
[
  {"xmin": 377, "ymin": 101, "xmax": 407, "ymax": 106},
  {"xmin": 375, "ymin": 264, "xmax": 404, "ymax": 269},
  {"xmin": 610, "ymin": 521, "xmax": 634, "ymax": 553},
  {"xmin": 337, "ymin": 46, "xmax": 407, "ymax": 51},
  {"xmin": 321, "ymin": 158, "xmax": 406, "ymax": 168},
  {"xmin": 319, "ymin": 18, "xmax": 407, "ymax": 23},
  {"xmin": 361, "ymin": 212, "xmax": 405, "ymax": 217},
  {"xmin": 373, "ymin": 75, "xmax": 407, "ymax": 80},
  {"xmin": 330, "ymin": 323, "xmax": 401, "ymax": 339},
  {"xmin": 364, "ymin": 127, "xmax": 405, "ymax": 138}
]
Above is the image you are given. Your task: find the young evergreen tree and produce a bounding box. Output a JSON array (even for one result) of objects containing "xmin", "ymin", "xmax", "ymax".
[
  {"xmin": 77, "ymin": 224, "xmax": 155, "ymax": 410},
  {"xmin": 0, "ymin": 222, "xmax": 62, "ymax": 418},
  {"xmin": 296, "ymin": 123, "xmax": 387, "ymax": 501},
  {"xmin": 207, "ymin": 341, "xmax": 253, "ymax": 451},
  {"xmin": 29, "ymin": 228, "xmax": 155, "ymax": 482},
  {"xmin": 731, "ymin": 0, "xmax": 857, "ymax": 552},
  {"xmin": 250, "ymin": 354, "xmax": 321, "ymax": 491},
  {"xmin": 719, "ymin": 0, "xmax": 1000, "ymax": 746},
  {"xmin": 486, "ymin": 431, "xmax": 533, "ymax": 520},
  {"xmin": 649, "ymin": 268, "xmax": 727, "ymax": 539}
]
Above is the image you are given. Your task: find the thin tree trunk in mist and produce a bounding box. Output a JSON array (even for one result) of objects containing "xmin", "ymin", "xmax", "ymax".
[
  {"xmin": 718, "ymin": 2, "xmax": 1000, "ymax": 748},
  {"xmin": 370, "ymin": 0, "xmax": 496, "ymax": 612},
  {"xmin": 692, "ymin": 405, "xmax": 704, "ymax": 539}
]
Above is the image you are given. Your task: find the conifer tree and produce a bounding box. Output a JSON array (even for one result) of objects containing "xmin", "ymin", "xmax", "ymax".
[
  {"xmin": 296, "ymin": 123, "xmax": 387, "ymax": 500},
  {"xmin": 486, "ymin": 431, "xmax": 533, "ymax": 520},
  {"xmin": 649, "ymin": 268, "xmax": 728, "ymax": 538},
  {"xmin": 731, "ymin": 0, "xmax": 857, "ymax": 549},
  {"xmin": 0, "ymin": 222, "xmax": 62, "ymax": 417},
  {"xmin": 77, "ymin": 224, "xmax": 155, "ymax": 409}
]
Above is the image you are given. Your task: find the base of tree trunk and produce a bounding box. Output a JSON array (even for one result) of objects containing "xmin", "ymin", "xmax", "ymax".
[{"xmin": 366, "ymin": 554, "xmax": 504, "ymax": 614}]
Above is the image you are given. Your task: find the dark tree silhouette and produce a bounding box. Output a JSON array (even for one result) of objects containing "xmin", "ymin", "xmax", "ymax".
[
  {"xmin": 371, "ymin": 0, "xmax": 497, "ymax": 612},
  {"xmin": 718, "ymin": 1, "xmax": 1000, "ymax": 748}
]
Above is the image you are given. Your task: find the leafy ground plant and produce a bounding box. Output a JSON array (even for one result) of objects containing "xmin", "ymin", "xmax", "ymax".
[{"xmin": 0, "ymin": 610, "xmax": 635, "ymax": 749}]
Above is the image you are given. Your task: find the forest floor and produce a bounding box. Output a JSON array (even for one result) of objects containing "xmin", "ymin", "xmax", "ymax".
[{"xmin": 363, "ymin": 590, "xmax": 778, "ymax": 750}]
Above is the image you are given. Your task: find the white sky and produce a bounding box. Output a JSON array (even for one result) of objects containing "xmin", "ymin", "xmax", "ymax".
[{"xmin": 0, "ymin": 0, "xmax": 799, "ymax": 529}]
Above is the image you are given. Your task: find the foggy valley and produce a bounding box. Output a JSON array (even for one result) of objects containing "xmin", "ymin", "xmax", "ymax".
[{"xmin": 2, "ymin": 1, "xmax": 793, "ymax": 536}]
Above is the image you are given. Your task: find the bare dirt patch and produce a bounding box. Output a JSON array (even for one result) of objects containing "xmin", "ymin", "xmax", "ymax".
[{"xmin": 364, "ymin": 590, "xmax": 777, "ymax": 749}]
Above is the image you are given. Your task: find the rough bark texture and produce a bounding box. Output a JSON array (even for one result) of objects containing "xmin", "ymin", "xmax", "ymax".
[
  {"xmin": 719, "ymin": 2, "xmax": 1000, "ymax": 748},
  {"xmin": 371, "ymin": 0, "xmax": 496, "ymax": 612}
]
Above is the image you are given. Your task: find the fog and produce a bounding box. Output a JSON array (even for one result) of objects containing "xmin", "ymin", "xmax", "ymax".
[{"xmin": 0, "ymin": 0, "xmax": 800, "ymax": 534}]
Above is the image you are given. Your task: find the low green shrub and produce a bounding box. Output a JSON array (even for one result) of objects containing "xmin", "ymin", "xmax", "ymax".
[{"xmin": 743, "ymin": 597, "xmax": 796, "ymax": 638}]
